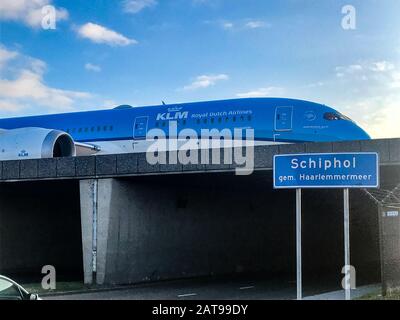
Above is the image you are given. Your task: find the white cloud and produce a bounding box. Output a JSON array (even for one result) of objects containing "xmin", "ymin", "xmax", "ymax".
[
  {"xmin": 85, "ymin": 63, "xmax": 101, "ymax": 72},
  {"xmin": 237, "ymin": 86, "xmax": 284, "ymax": 98},
  {"xmin": 221, "ymin": 21, "xmax": 234, "ymax": 30},
  {"xmin": 335, "ymin": 61, "xmax": 396, "ymax": 81},
  {"xmin": 77, "ymin": 23, "xmax": 137, "ymax": 46},
  {"xmin": 182, "ymin": 74, "xmax": 229, "ymax": 90},
  {"xmin": 0, "ymin": 46, "xmax": 92, "ymax": 113},
  {"xmin": 211, "ymin": 19, "xmax": 270, "ymax": 31},
  {"xmin": 122, "ymin": 0, "xmax": 157, "ymax": 14},
  {"xmin": 330, "ymin": 60, "xmax": 400, "ymax": 138},
  {"xmin": 391, "ymin": 71, "xmax": 400, "ymax": 88},
  {"xmin": 0, "ymin": 100, "xmax": 25, "ymax": 112},
  {"xmin": 336, "ymin": 64, "xmax": 363, "ymax": 77},
  {"xmin": 0, "ymin": 47, "xmax": 18, "ymax": 68},
  {"xmin": 344, "ymin": 94, "xmax": 400, "ymax": 139},
  {"xmin": 245, "ymin": 20, "xmax": 269, "ymax": 29},
  {"xmin": 0, "ymin": 0, "xmax": 68, "ymax": 28},
  {"xmin": 305, "ymin": 81, "xmax": 325, "ymax": 88},
  {"xmin": 0, "ymin": 70, "xmax": 91, "ymax": 109},
  {"xmin": 370, "ymin": 61, "xmax": 395, "ymax": 72}
]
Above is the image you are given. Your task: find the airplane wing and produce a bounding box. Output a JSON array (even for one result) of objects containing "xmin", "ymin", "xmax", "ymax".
[{"xmin": 74, "ymin": 142, "xmax": 101, "ymax": 156}]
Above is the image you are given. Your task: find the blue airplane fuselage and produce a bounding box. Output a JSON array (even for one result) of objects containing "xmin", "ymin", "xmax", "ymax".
[{"xmin": 0, "ymin": 98, "xmax": 370, "ymax": 155}]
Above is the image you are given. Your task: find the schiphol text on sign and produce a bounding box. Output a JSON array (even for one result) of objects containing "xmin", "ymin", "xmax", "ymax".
[{"xmin": 273, "ymin": 153, "xmax": 379, "ymax": 189}]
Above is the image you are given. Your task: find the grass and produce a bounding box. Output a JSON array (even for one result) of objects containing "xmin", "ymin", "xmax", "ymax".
[{"xmin": 358, "ymin": 289, "xmax": 400, "ymax": 300}]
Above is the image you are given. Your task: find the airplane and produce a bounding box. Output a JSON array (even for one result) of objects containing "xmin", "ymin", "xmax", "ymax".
[{"xmin": 0, "ymin": 98, "xmax": 370, "ymax": 160}]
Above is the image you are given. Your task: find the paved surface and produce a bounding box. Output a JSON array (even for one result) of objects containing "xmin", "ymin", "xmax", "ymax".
[
  {"xmin": 304, "ymin": 284, "xmax": 381, "ymax": 300},
  {"xmin": 44, "ymin": 276, "xmax": 380, "ymax": 300},
  {"xmin": 45, "ymin": 278, "xmax": 296, "ymax": 300}
]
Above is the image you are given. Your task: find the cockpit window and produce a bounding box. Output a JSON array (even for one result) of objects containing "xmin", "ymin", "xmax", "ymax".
[{"xmin": 324, "ymin": 112, "xmax": 351, "ymax": 121}]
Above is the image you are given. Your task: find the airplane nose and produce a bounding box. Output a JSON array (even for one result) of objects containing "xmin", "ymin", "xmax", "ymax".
[{"xmin": 351, "ymin": 124, "xmax": 371, "ymax": 140}]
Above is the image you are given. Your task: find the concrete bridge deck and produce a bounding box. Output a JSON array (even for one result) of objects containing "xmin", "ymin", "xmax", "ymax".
[{"xmin": 0, "ymin": 139, "xmax": 398, "ymax": 182}]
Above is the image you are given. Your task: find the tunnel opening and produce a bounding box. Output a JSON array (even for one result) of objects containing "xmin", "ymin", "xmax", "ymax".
[{"xmin": 0, "ymin": 180, "xmax": 83, "ymax": 285}]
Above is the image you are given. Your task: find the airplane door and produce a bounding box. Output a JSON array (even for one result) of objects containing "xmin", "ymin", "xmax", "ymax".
[
  {"xmin": 133, "ymin": 116, "xmax": 149, "ymax": 139},
  {"xmin": 274, "ymin": 106, "xmax": 293, "ymax": 131}
]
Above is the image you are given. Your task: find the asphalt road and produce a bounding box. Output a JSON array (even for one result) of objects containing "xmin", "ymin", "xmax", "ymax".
[
  {"xmin": 45, "ymin": 277, "xmax": 298, "ymax": 300},
  {"xmin": 45, "ymin": 275, "xmax": 351, "ymax": 300}
]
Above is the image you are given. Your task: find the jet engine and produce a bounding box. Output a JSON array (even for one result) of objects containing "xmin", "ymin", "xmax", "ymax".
[{"xmin": 0, "ymin": 127, "xmax": 76, "ymax": 160}]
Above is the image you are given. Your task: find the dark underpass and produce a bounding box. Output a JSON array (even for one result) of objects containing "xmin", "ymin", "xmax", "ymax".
[
  {"xmin": 0, "ymin": 167, "xmax": 391, "ymax": 293},
  {"xmin": 0, "ymin": 180, "xmax": 83, "ymax": 283},
  {"xmin": 110, "ymin": 171, "xmax": 381, "ymax": 290}
]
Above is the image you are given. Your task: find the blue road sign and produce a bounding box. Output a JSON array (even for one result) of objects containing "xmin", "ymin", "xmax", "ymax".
[{"xmin": 273, "ymin": 152, "xmax": 379, "ymax": 189}]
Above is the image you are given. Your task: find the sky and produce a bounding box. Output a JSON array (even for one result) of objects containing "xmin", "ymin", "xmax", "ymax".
[{"xmin": 0, "ymin": 0, "xmax": 399, "ymax": 138}]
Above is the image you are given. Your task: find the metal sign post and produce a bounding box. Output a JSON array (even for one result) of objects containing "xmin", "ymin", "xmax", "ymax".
[
  {"xmin": 343, "ymin": 188, "xmax": 350, "ymax": 300},
  {"xmin": 274, "ymin": 152, "xmax": 379, "ymax": 301},
  {"xmin": 296, "ymin": 188, "xmax": 302, "ymax": 300}
]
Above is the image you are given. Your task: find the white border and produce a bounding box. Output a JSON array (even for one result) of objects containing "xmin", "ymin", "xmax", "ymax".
[{"xmin": 273, "ymin": 152, "xmax": 380, "ymax": 189}]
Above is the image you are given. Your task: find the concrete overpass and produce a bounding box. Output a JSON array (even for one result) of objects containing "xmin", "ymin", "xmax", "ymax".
[
  {"xmin": 0, "ymin": 139, "xmax": 398, "ymax": 181},
  {"xmin": 0, "ymin": 139, "xmax": 399, "ymax": 291}
]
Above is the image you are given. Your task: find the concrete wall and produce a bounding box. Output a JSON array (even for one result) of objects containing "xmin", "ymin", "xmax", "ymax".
[
  {"xmin": 378, "ymin": 165, "xmax": 400, "ymax": 293},
  {"xmin": 0, "ymin": 181, "xmax": 83, "ymax": 282},
  {"xmin": 381, "ymin": 205, "xmax": 400, "ymax": 293},
  {"xmin": 80, "ymin": 172, "xmax": 381, "ymax": 286}
]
